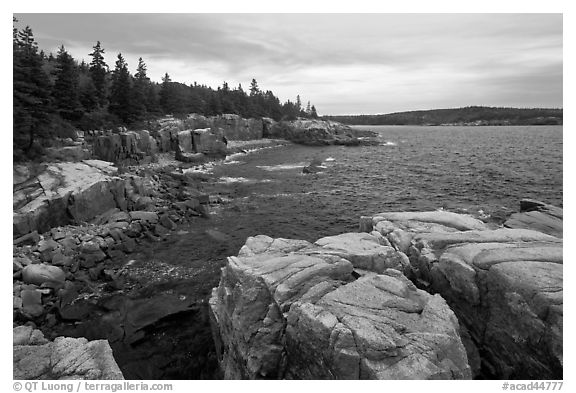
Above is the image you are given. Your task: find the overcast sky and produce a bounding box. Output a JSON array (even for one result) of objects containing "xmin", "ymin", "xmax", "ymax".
[{"xmin": 14, "ymin": 13, "xmax": 562, "ymax": 115}]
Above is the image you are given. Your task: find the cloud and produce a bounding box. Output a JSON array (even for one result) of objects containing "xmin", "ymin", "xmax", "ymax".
[{"xmin": 14, "ymin": 13, "xmax": 562, "ymax": 114}]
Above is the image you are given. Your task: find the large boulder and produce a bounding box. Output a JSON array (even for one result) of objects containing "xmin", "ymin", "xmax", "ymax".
[
  {"xmin": 13, "ymin": 327, "xmax": 124, "ymax": 380},
  {"xmin": 22, "ymin": 264, "xmax": 66, "ymax": 286},
  {"xmin": 209, "ymin": 234, "xmax": 471, "ymax": 379},
  {"xmin": 177, "ymin": 130, "xmax": 194, "ymax": 153},
  {"xmin": 505, "ymin": 199, "xmax": 563, "ymax": 238},
  {"xmin": 191, "ymin": 128, "xmax": 227, "ymax": 156},
  {"xmin": 362, "ymin": 207, "xmax": 563, "ymax": 379},
  {"xmin": 13, "ymin": 160, "xmax": 127, "ymax": 238}
]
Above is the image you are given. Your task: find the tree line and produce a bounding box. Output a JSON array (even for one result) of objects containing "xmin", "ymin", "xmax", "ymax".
[
  {"xmin": 324, "ymin": 106, "xmax": 563, "ymax": 126},
  {"xmin": 13, "ymin": 20, "xmax": 319, "ymax": 160}
]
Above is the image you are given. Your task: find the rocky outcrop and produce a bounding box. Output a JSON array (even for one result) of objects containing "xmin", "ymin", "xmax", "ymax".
[
  {"xmin": 209, "ymin": 234, "xmax": 471, "ymax": 379},
  {"xmin": 504, "ymin": 198, "xmax": 563, "ymax": 238},
  {"xmin": 93, "ymin": 131, "xmax": 157, "ymax": 163},
  {"xmin": 13, "ymin": 326, "xmax": 123, "ymax": 380},
  {"xmin": 212, "ymin": 114, "xmax": 263, "ymax": 141},
  {"xmin": 13, "ymin": 161, "xmax": 127, "ymax": 238},
  {"xmin": 264, "ymin": 119, "xmax": 378, "ymax": 146},
  {"xmin": 361, "ymin": 208, "xmax": 563, "ymax": 379},
  {"xmin": 154, "ymin": 114, "xmax": 262, "ymax": 153}
]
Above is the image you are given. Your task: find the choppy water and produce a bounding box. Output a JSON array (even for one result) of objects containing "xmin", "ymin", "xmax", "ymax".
[
  {"xmin": 109, "ymin": 125, "xmax": 563, "ymax": 378},
  {"xmin": 204, "ymin": 125, "xmax": 562, "ymax": 240}
]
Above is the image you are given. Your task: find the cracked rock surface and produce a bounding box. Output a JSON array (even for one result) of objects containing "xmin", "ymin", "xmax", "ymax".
[
  {"xmin": 363, "ymin": 207, "xmax": 562, "ymax": 379},
  {"xmin": 209, "ymin": 234, "xmax": 471, "ymax": 379},
  {"xmin": 13, "ymin": 326, "xmax": 124, "ymax": 380}
]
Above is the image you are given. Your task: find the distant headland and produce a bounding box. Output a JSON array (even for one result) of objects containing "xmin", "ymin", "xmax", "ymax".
[{"xmin": 323, "ymin": 106, "xmax": 563, "ymax": 126}]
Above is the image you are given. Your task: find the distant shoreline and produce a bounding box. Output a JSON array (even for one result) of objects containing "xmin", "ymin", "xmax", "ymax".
[
  {"xmin": 324, "ymin": 106, "xmax": 563, "ymax": 126},
  {"xmin": 348, "ymin": 123, "xmax": 564, "ymax": 127}
]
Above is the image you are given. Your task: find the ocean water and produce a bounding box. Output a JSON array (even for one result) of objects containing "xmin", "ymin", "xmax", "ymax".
[
  {"xmin": 204, "ymin": 125, "xmax": 562, "ymax": 240},
  {"xmin": 148, "ymin": 124, "xmax": 563, "ymax": 299},
  {"xmin": 101, "ymin": 125, "xmax": 564, "ymax": 378}
]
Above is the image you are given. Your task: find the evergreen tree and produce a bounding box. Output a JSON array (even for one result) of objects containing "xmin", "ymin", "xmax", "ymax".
[
  {"xmin": 296, "ymin": 95, "xmax": 302, "ymax": 114},
  {"xmin": 52, "ymin": 45, "xmax": 82, "ymax": 120},
  {"xmin": 249, "ymin": 78, "xmax": 260, "ymax": 96},
  {"xmin": 310, "ymin": 105, "xmax": 318, "ymax": 118},
  {"xmin": 89, "ymin": 41, "xmax": 108, "ymax": 107},
  {"xmin": 159, "ymin": 72, "xmax": 172, "ymax": 114},
  {"xmin": 306, "ymin": 101, "xmax": 311, "ymax": 115},
  {"xmin": 108, "ymin": 53, "xmax": 132, "ymax": 123},
  {"xmin": 130, "ymin": 57, "xmax": 149, "ymax": 122},
  {"xmin": 13, "ymin": 25, "xmax": 53, "ymax": 157}
]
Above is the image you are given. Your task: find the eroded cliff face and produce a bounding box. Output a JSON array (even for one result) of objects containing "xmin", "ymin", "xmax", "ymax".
[
  {"xmin": 209, "ymin": 204, "xmax": 562, "ymax": 380},
  {"xmin": 209, "ymin": 234, "xmax": 471, "ymax": 380}
]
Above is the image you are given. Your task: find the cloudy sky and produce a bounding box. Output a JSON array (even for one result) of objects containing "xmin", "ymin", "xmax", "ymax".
[{"xmin": 14, "ymin": 13, "xmax": 563, "ymax": 115}]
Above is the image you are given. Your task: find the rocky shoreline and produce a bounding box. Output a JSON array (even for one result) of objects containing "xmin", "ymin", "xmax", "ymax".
[
  {"xmin": 209, "ymin": 202, "xmax": 562, "ymax": 379},
  {"xmin": 13, "ymin": 114, "xmax": 562, "ymax": 380}
]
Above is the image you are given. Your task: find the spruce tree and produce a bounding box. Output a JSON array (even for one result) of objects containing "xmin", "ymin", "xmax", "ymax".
[
  {"xmin": 249, "ymin": 78, "xmax": 259, "ymax": 96},
  {"xmin": 296, "ymin": 95, "xmax": 302, "ymax": 114},
  {"xmin": 52, "ymin": 45, "xmax": 82, "ymax": 120},
  {"xmin": 89, "ymin": 41, "xmax": 108, "ymax": 107},
  {"xmin": 109, "ymin": 53, "xmax": 132, "ymax": 123},
  {"xmin": 310, "ymin": 105, "xmax": 318, "ymax": 118},
  {"xmin": 159, "ymin": 72, "xmax": 172, "ymax": 114},
  {"xmin": 130, "ymin": 57, "xmax": 149, "ymax": 122},
  {"xmin": 13, "ymin": 25, "xmax": 53, "ymax": 157}
]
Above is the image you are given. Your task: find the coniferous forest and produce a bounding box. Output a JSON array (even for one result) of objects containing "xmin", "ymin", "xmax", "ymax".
[{"xmin": 13, "ymin": 19, "xmax": 319, "ymax": 161}]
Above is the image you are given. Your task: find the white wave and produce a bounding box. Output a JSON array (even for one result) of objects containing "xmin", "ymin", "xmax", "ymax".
[
  {"xmin": 217, "ymin": 176, "xmax": 273, "ymax": 184},
  {"xmin": 379, "ymin": 141, "xmax": 397, "ymax": 146},
  {"xmin": 325, "ymin": 157, "xmax": 336, "ymax": 162},
  {"xmin": 257, "ymin": 162, "xmax": 308, "ymax": 171},
  {"xmin": 223, "ymin": 160, "xmax": 243, "ymax": 165},
  {"xmin": 218, "ymin": 176, "xmax": 251, "ymax": 183}
]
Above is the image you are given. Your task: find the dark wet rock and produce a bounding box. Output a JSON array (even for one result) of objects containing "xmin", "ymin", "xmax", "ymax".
[
  {"xmin": 159, "ymin": 214, "xmax": 177, "ymax": 230},
  {"xmin": 302, "ymin": 158, "xmax": 325, "ymax": 174},
  {"xmin": 209, "ymin": 234, "xmax": 471, "ymax": 379},
  {"xmin": 13, "ymin": 327, "xmax": 124, "ymax": 380},
  {"xmin": 129, "ymin": 211, "xmax": 159, "ymax": 225},
  {"xmin": 50, "ymin": 228, "xmax": 66, "ymax": 241},
  {"xmin": 363, "ymin": 208, "xmax": 562, "ymax": 379},
  {"xmin": 505, "ymin": 199, "xmax": 563, "ymax": 238},
  {"xmin": 21, "ymin": 289, "xmax": 44, "ymax": 318},
  {"xmin": 79, "ymin": 241, "xmax": 107, "ymax": 267},
  {"xmin": 51, "ymin": 252, "xmax": 73, "ymax": 267},
  {"xmin": 14, "ymin": 231, "xmax": 40, "ymax": 246}
]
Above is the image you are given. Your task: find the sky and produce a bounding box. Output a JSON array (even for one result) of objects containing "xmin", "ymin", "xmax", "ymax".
[{"xmin": 13, "ymin": 13, "xmax": 563, "ymax": 115}]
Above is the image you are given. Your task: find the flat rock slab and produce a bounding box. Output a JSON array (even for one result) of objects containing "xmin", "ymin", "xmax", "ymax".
[
  {"xmin": 209, "ymin": 235, "xmax": 471, "ymax": 379},
  {"xmin": 314, "ymin": 232, "xmax": 409, "ymax": 274},
  {"xmin": 13, "ymin": 160, "xmax": 126, "ymax": 237},
  {"xmin": 365, "ymin": 206, "xmax": 563, "ymax": 379},
  {"xmin": 504, "ymin": 199, "xmax": 562, "ymax": 238},
  {"xmin": 13, "ymin": 327, "xmax": 123, "ymax": 380}
]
